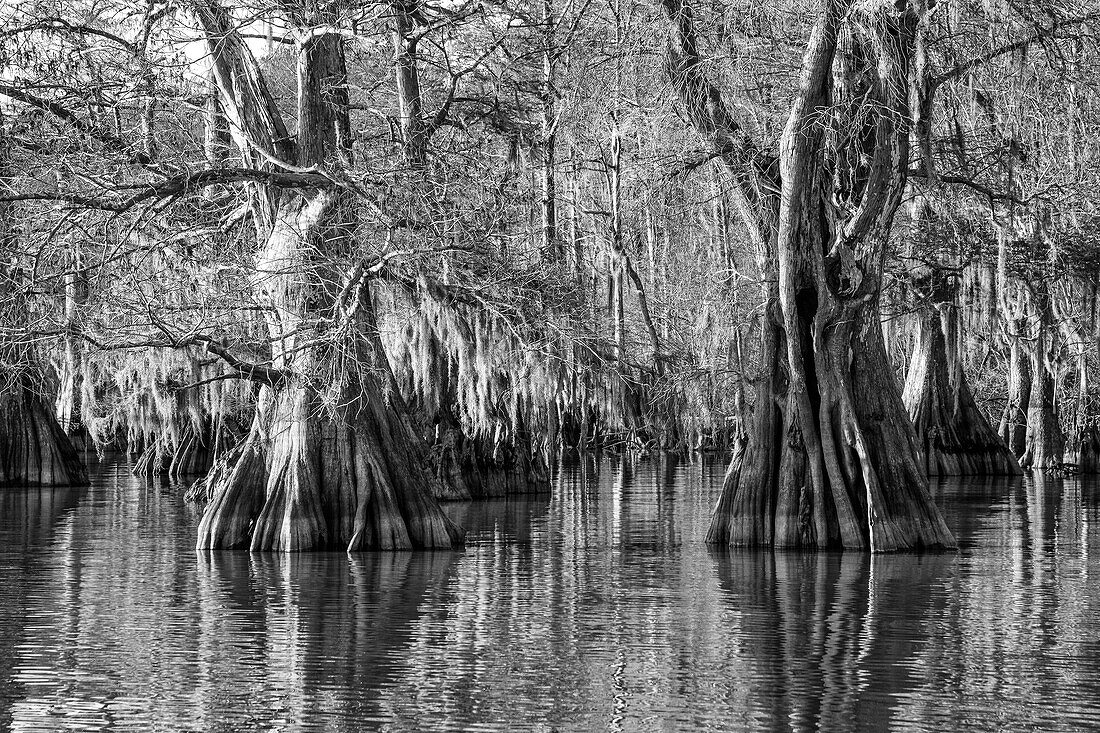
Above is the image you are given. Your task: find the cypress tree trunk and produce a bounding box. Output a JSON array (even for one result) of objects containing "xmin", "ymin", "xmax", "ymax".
[
  {"xmin": 0, "ymin": 124, "xmax": 87, "ymax": 487},
  {"xmin": 193, "ymin": 3, "xmax": 462, "ymax": 551},
  {"xmin": 903, "ymin": 304, "xmax": 1021, "ymax": 476},
  {"xmin": 1067, "ymin": 353, "xmax": 1100, "ymax": 472},
  {"xmin": 682, "ymin": 0, "xmax": 955, "ymax": 550},
  {"xmin": 998, "ymin": 328, "xmax": 1031, "ymax": 457},
  {"xmin": 54, "ymin": 249, "xmax": 90, "ymax": 450},
  {"xmin": 0, "ymin": 372, "xmax": 89, "ymax": 487},
  {"xmin": 1019, "ymin": 282, "xmax": 1064, "ymax": 470},
  {"xmin": 1019, "ymin": 349, "xmax": 1064, "ymax": 470}
]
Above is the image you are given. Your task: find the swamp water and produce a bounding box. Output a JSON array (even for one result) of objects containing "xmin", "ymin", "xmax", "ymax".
[{"xmin": 0, "ymin": 456, "xmax": 1098, "ymax": 732}]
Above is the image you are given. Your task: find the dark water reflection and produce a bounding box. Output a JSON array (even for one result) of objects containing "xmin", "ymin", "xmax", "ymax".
[{"xmin": 0, "ymin": 456, "xmax": 1098, "ymax": 731}]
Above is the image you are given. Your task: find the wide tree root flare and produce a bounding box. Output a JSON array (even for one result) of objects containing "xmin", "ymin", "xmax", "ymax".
[
  {"xmin": 706, "ymin": 311, "xmax": 957, "ymax": 553},
  {"xmin": 903, "ymin": 307, "xmax": 1022, "ymax": 477},
  {"xmin": 0, "ymin": 383, "xmax": 89, "ymax": 487},
  {"xmin": 195, "ymin": 387, "xmax": 464, "ymax": 552}
]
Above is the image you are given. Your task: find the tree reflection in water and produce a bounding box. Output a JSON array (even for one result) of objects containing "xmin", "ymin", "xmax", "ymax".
[{"xmin": 0, "ymin": 462, "xmax": 1097, "ymax": 731}]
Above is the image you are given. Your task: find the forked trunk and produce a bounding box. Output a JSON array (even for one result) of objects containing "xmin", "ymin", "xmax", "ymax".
[
  {"xmin": 902, "ymin": 306, "xmax": 1021, "ymax": 475},
  {"xmin": 193, "ymin": 14, "xmax": 462, "ymax": 550},
  {"xmin": 704, "ymin": 0, "xmax": 955, "ymax": 551},
  {"xmin": 708, "ymin": 301, "xmax": 955, "ymax": 550}
]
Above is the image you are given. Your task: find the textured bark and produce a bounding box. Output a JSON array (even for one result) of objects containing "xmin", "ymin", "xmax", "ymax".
[
  {"xmin": 195, "ymin": 414, "xmax": 269, "ymax": 548},
  {"xmin": 1018, "ymin": 282, "xmax": 1065, "ymax": 471},
  {"xmin": 195, "ymin": 195, "xmax": 464, "ymax": 551},
  {"xmin": 903, "ymin": 306, "xmax": 1021, "ymax": 476},
  {"xmin": 673, "ymin": 0, "xmax": 955, "ymax": 550},
  {"xmin": 1019, "ymin": 357, "xmax": 1064, "ymax": 470},
  {"xmin": 193, "ymin": 2, "xmax": 463, "ymax": 551},
  {"xmin": 0, "ymin": 373, "xmax": 88, "ymax": 487},
  {"xmin": 54, "ymin": 250, "xmax": 90, "ymax": 450}
]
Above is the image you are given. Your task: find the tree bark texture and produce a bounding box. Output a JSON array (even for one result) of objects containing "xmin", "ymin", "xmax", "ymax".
[
  {"xmin": 903, "ymin": 305, "xmax": 1021, "ymax": 476},
  {"xmin": 194, "ymin": 2, "xmax": 462, "ymax": 551},
  {"xmin": 0, "ymin": 373, "xmax": 89, "ymax": 487},
  {"xmin": 997, "ymin": 330, "xmax": 1031, "ymax": 457},
  {"xmin": 661, "ymin": 0, "xmax": 956, "ymax": 550}
]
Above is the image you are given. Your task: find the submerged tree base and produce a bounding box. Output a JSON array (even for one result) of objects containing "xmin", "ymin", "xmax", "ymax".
[
  {"xmin": 706, "ymin": 308, "xmax": 958, "ymax": 554},
  {"xmin": 134, "ymin": 420, "xmax": 229, "ymax": 485},
  {"xmin": 196, "ymin": 386, "xmax": 464, "ymax": 552},
  {"xmin": 0, "ymin": 380, "xmax": 88, "ymax": 487},
  {"xmin": 903, "ymin": 307, "xmax": 1022, "ymax": 478}
]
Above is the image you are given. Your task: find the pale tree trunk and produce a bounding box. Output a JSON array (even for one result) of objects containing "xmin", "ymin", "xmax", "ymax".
[
  {"xmin": 662, "ymin": 0, "xmax": 955, "ymax": 550},
  {"xmin": 1051, "ymin": 277, "xmax": 1098, "ymax": 472},
  {"xmin": 997, "ymin": 324, "xmax": 1031, "ymax": 456},
  {"xmin": 903, "ymin": 302, "xmax": 1021, "ymax": 476},
  {"xmin": 194, "ymin": 2, "xmax": 461, "ymax": 551},
  {"xmin": 54, "ymin": 245, "xmax": 90, "ymax": 450},
  {"xmin": 540, "ymin": 0, "xmax": 559, "ymax": 261},
  {"xmin": 996, "ymin": 218, "xmax": 1064, "ymax": 471},
  {"xmin": 1019, "ymin": 283, "xmax": 1064, "ymax": 470}
]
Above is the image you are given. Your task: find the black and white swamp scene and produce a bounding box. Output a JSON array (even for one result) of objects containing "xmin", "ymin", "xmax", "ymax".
[{"xmin": 1, "ymin": 0, "xmax": 1099, "ymax": 730}]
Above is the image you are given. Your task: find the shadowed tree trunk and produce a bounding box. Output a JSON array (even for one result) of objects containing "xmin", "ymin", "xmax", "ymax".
[
  {"xmin": 193, "ymin": 1, "xmax": 462, "ymax": 551},
  {"xmin": 662, "ymin": 0, "xmax": 955, "ymax": 550},
  {"xmin": 1068, "ymin": 351, "xmax": 1100, "ymax": 472}
]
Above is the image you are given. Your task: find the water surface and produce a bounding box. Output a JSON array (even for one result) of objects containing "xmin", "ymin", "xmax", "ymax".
[{"xmin": 0, "ymin": 456, "xmax": 1097, "ymax": 732}]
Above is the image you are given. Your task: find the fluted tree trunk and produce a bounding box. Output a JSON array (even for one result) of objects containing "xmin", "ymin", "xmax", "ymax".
[
  {"xmin": 193, "ymin": 0, "xmax": 461, "ymax": 551},
  {"xmin": 1, "ymin": 371, "xmax": 89, "ymax": 487},
  {"xmin": 1019, "ymin": 282, "xmax": 1064, "ymax": 470},
  {"xmin": 902, "ymin": 277, "xmax": 1021, "ymax": 476},
  {"xmin": 662, "ymin": 0, "xmax": 955, "ymax": 550},
  {"xmin": 1051, "ymin": 277, "xmax": 1097, "ymax": 472}
]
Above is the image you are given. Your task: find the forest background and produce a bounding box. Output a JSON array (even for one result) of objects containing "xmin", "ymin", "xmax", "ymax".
[{"xmin": 2, "ymin": 0, "xmax": 1099, "ymax": 552}]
